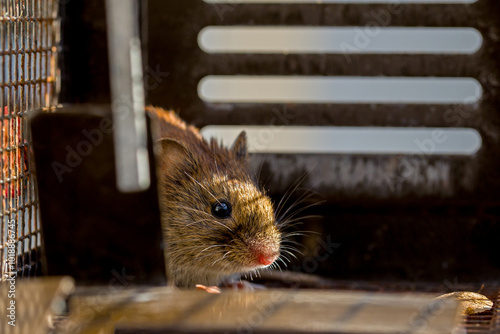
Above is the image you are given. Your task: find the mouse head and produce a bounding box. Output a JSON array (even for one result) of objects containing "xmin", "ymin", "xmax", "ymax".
[{"xmin": 155, "ymin": 132, "xmax": 281, "ymax": 286}]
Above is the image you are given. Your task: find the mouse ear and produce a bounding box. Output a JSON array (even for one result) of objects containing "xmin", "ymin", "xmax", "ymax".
[
  {"xmin": 154, "ymin": 138, "xmax": 195, "ymax": 175},
  {"xmin": 231, "ymin": 131, "xmax": 248, "ymax": 162}
]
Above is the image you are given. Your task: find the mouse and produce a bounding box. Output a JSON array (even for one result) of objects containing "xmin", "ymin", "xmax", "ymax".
[
  {"xmin": 145, "ymin": 107, "xmax": 494, "ymax": 314},
  {"xmin": 147, "ymin": 106, "xmax": 282, "ymax": 288}
]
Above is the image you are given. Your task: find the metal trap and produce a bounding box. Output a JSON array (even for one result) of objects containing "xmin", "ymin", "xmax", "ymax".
[{"xmin": 1, "ymin": 0, "xmax": 500, "ymax": 333}]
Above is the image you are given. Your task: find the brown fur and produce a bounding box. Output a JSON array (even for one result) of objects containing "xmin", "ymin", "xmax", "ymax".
[{"xmin": 147, "ymin": 106, "xmax": 281, "ymax": 287}]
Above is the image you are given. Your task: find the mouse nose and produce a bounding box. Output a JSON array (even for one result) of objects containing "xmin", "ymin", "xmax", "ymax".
[
  {"xmin": 257, "ymin": 252, "xmax": 279, "ymax": 266},
  {"xmin": 248, "ymin": 243, "xmax": 279, "ymax": 266}
]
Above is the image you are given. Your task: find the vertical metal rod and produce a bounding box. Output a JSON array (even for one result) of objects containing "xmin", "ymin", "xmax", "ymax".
[{"xmin": 105, "ymin": 0, "xmax": 150, "ymax": 193}]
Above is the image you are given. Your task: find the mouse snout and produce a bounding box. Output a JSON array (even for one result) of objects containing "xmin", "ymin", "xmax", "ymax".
[
  {"xmin": 248, "ymin": 240, "xmax": 280, "ymax": 267},
  {"xmin": 256, "ymin": 252, "xmax": 279, "ymax": 266}
]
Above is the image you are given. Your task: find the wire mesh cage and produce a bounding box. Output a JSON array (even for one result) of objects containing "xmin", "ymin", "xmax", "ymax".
[{"xmin": 0, "ymin": 0, "xmax": 60, "ymax": 280}]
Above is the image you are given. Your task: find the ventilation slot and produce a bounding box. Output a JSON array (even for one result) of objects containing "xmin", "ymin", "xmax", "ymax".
[
  {"xmin": 201, "ymin": 126, "xmax": 481, "ymax": 155},
  {"xmin": 199, "ymin": 27, "xmax": 482, "ymax": 54},
  {"xmin": 199, "ymin": 76, "xmax": 482, "ymax": 104},
  {"xmin": 197, "ymin": 1, "xmax": 483, "ymax": 157}
]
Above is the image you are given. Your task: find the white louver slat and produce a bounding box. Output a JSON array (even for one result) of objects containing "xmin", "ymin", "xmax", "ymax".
[
  {"xmin": 198, "ymin": 27, "xmax": 482, "ymax": 54},
  {"xmin": 197, "ymin": 1, "xmax": 483, "ymax": 156}
]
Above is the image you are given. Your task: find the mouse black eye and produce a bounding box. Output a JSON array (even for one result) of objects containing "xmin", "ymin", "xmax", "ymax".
[{"xmin": 211, "ymin": 200, "xmax": 232, "ymax": 219}]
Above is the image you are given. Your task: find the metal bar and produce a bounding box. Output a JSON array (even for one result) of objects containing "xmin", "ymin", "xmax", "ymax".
[{"xmin": 105, "ymin": 0, "xmax": 150, "ymax": 193}]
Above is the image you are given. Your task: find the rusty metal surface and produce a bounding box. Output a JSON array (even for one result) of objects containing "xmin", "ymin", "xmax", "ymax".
[{"xmin": 0, "ymin": 0, "xmax": 61, "ymax": 281}]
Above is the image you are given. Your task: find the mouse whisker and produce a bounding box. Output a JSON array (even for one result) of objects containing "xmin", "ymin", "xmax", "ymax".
[
  {"xmin": 185, "ymin": 218, "xmax": 219, "ymax": 227},
  {"xmin": 275, "ymin": 183, "xmax": 324, "ymax": 225},
  {"xmin": 255, "ymin": 146, "xmax": 269, "ymax": 184},
  {"xmin": 167, "ymin": 238, "xmax": 203, "ymax": 245},
  {"xmin": 277, "ymin": 198, "xmax": 325, "ymax": 226},
  {"xmin": 277, "ymin": 257, "xmax": 289, "ymax": 267},
  {"xmin": 253, "ymin": 269, "xmax": 259, "ymax": 280},
  {"xmin": 274, "ymin": 167, "xmax": 316, "ymax": 219},
  {"xmin": 208, "ymin": 250, "xmax": 233, "ymax": 268},
  {"xmin": 279, "ymin": 247, "xmax": 301, "ymax": 257},
  {"xmin": 280, "ymin": 250, "xmax": 297, "ymax": 260},
  {"xmin": 277, "ymin": 221, "xmax": 304, "ymax": 231},
  {"xmin": 280, "ymin": 247, "xmax": 301, "ymax": 258},
  {"xmin": 279, "ymin": 205, "xmax": 324, "ymax": 228},
  {"xmin": 176, "ymin": 211, "xmax": 235, "ymax": 232},
  {"xmin": 209, "ymin": 220, "xmax": 234, "ymax": 233},
  {"xmin": 256, "ymin": 270, "xmax": 262, "ymax": 278},
  {"xmin": 209, "ymin": 258, "xmax": 224, "ymax": 267},
  {"xmin": 279, "ymin": 242, "xmax": 299, "ymax": 249},
  {"xmin": 167, "ymin": 244, "xmax": 218, "ymax": 257},
  {"xmin": 279, "ymin": 254, "xmax": 291, "ymax": 263},
  {"xmin": 260, "ymin": 166, "xmax": 276, "ymax": 192},
  {"xmin": 193, "ymin": 249, "xmax": 220, "ymax": 259},
  {"xmin": 184, "ymin": 172, "xmax": 221, "ymax": 205},
  {"xmin": 277, "ymin": 189, "xmax": 317, "ymax": 220},
  {"xmin": 177, "ymin": 205, "xmax": 212, "ymax": 217},
  {"xmin": 194, "ymin": 249, "xmax": 236, "ymax": 268},
  {"xmin": 274, "ymin": 260, "xmax": 284, "ymax": 272},
  {"xmin": 168, "ymin": 247, "xmax": 206, "ymax": 257},
  {"xmin": 167, "ymin": 249, "xmax": 211, "ymax": 262},
  {"xmin": 281, "ymin": 230, "xmax": 319, "ymax": 238},
  {"xmin": 280, "ymin": 239, "xmax": 302, "ymax": 247},
  {"xmin": 274, "ymin": 170, "xmax": 312, "ymax": 217},
  {"xmin": 254, "ymin": 122, "xmax": 280, "ymax": 187},
  {"xmin": 188, "ymin": 219, "xmax": 235, "ymax": 233},
  {"xmin": 294, "ymin": 186, "xmax": 324, "ymax": 198},
  {"xmin": 198, "ymin": 244, "xmax": 226, "ymax": 254},
  {"xmin": 277, "ymin": 215, "xmax": 322, "ymax": 228},
  {"xmin": 280, "ymin": 232, "xmax": 305, "ymax": 238}
]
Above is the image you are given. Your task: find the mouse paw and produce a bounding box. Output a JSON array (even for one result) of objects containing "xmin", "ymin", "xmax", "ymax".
[{"xmin": 195, "ymin": 284, "xmax": 221, "ymax": 294}]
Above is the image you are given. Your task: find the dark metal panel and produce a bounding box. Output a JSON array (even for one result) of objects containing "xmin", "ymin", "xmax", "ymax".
[
  {"xmin": 145, "ymin": 0, "xmax": 500, "ymax": 284},
  {"xmin": 30, "ymin": 105, "xmax": 166, "ymax": 286},
  {"xmin": 58, "ymin": 0, "xmax": 111, "ymax": 104}
]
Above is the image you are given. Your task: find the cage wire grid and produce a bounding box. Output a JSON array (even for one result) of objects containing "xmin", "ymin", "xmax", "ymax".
[{"xmin": 0, "ymin": 0, "xmax": 60, "ymax": 280}]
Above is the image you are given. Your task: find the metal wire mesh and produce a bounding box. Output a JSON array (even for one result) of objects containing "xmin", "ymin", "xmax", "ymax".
[{"xmin": 0, "ymin": 0, "xmax": 60, "ymax": 280}]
